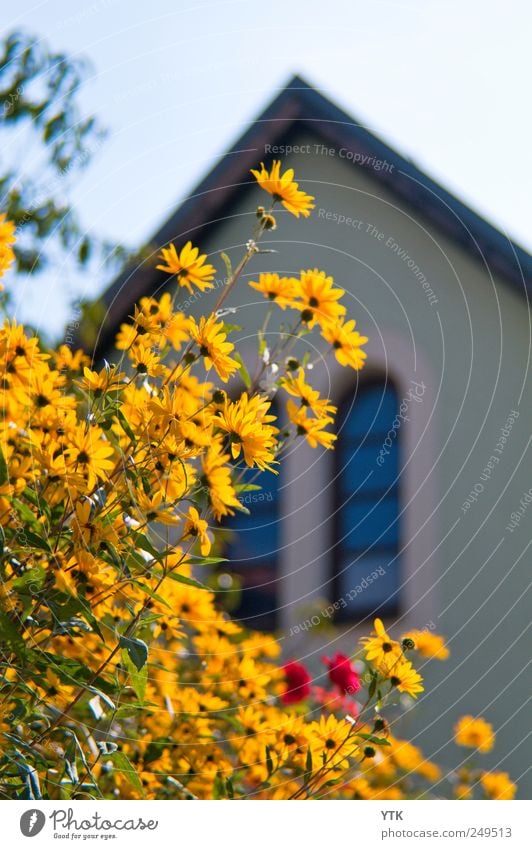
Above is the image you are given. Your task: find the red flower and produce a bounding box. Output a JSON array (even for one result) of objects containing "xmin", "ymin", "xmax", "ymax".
[
  {"xmin": 322, "ymin": 652, "xmax": 361, "ymax": 695},
  {"xmin": 281, "ymin": 660, "xmax": 312, "ymax": 704}
]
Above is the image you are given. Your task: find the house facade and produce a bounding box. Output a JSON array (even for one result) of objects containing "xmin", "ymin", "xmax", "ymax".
[{"xmin": 93, "ymin": 78, "xmax": 532, "ymax": 795}]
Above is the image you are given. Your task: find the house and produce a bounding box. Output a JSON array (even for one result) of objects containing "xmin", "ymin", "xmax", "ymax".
[{"xmin": 90, "ymin": 77, "xmax": 532, "ymax": 795}]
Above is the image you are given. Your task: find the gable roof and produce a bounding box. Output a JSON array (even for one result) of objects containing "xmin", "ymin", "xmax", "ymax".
[{"xmin": 92, "ymin": 75, "xmax": 531, "ymax": 357}]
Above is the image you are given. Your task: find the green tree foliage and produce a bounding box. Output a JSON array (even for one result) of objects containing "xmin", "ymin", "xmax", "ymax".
[{"xmin": 0, "ymin": 30, "xmax": 126, "ymax": 276}]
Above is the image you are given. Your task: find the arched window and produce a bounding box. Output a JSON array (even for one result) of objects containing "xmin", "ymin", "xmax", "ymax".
[
  {"xmin": 333, "ymin": 379, "xmax": 401, "ymax": 618},
  {"xmin": 221, "ymin": 459, "xmax": 280, "ymax": 632}
]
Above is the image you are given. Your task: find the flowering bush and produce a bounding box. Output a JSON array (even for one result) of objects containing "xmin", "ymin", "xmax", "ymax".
[{"xmin": 0, "ymin": 166, "xmax": 515, "ymax": 800}]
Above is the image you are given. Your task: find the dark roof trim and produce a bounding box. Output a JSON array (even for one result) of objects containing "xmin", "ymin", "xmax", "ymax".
[{"xmin": 93, "ymin": 75, "xmax": 531, "ymax": 357}]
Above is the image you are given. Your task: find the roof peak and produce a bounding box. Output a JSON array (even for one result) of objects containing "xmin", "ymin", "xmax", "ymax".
[{"xmin": 90, "ymin": 77, "xmax": 531, "ymax": 357}]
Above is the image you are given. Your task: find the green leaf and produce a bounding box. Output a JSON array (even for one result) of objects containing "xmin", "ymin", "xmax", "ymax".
[
  {"xmin": 132, "ymin": 582, "xmax": 172, "ymax": 611},
  {"xmin": 0, "ymin": 446, "xmax": 8, "ymax": 486},
  {"xmin": 15, "ymin": 528, "xmax": 52, "ymax": 553},
  {"xmin": 2, "ymin": 734, "xmax": 49, "ymax": 767},
  {"xmin": 11, "ymin": 498, "xmax": 37, "ymax": 525},
  {"xmin": 356, "ymin": 733, "xmax": 391, "ymax": 747},
  {"xmin": 213, "ymin": 771, "xmax": 226, "ymax": 800},
  {"xmin": 233, "ymin": 483, "xmax": 262, "ymax": 493},
  {"xmin": 368, "ymin": 670, "xmax": 378, "ymax": 699},
  {"xmin": 119, "ymin": 635, "xmax": 148, "ymax": 671},
  {"xmin": 225, "ymin": 776, "xmax": 235, "ymax": 799},
  {"xmin": 220, "ymin": 252, "xmax": 232, "ymax": 280},
  {"xmin": 116, "ymin": 408, "xmax": 137, "ymax": 445},
  {"xmin": 304, "ymin": 746, "xmax": 313, "ymax": 784},
  {"xmin": 0, "ymin": 610, "xmax": 27, "ymax": 659},
  {"xmin": 22, "ymin": 486, "xmax": 50, "ymax": 519},
  {"xmin": 86, "ymin": 687, "xmax": 115, "ymax": 711},
  {"xmin": 265, "ymin": 745, "xmax": 274, "ymax": 777},
  {"xmin": 233, "ymin": 352, "xmax": 251, "ymax": 389},
  {"xmin": 121, "ymin": 648, "xmax": 148, "ymax": 705},
  {"xmin": 185, "ymin": 556, "xmax": 227, "ymax": 567},
  {"xmin": 143, "ymin": 738, "xmax": 171, "ymax": 767},
  {"xmin": 108, "ymin": 751, "xmax": 144, "ymax": 796},
  {"xmin": 65, "ymin": 731, "xmax": 103, "ymax": 797},
  {"xmin": 16, "ymin": 759, "xmax": 42, "ymax": 800},
  {"xmin": 133, "ymin": 532, "xmax": 161, "ymax": 560},
  {"xmin": 166, "ymin": 572, "xmax": 208, "ymax": 590},
  {"xmin": 64, "ymin": 738, "xmax": 79, "ymax": 784},
  {"xmin": 78, "ymin": 238, "xmax": 90, "ymax": 264},
  {"xmin": 12, "ymin": 565, "xmax": 46, "ymax": 593}
]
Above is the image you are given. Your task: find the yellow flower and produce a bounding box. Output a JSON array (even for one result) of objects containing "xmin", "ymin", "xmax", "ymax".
[
  {"xmin": 0, "ymin": 213, "xmax": 16, "ymax": 278},
  {"xmin": 248, "ymin": 272, "xmax": 296, "ymax": 308},
  {"xmin": 454, "ymin": 715, "xmax": 495, "ymax": 753},
  {"xmin": 215, "ymin": 392, "xmax": 278, "ymax": 471},
  {"xmin": 168, "ymin": 582, "xmax": 216, "ymax": 625},
  {"xmin": 128, "ymin": 340, "xmax": 167, "ymax": 379},
  {"xmin": 72, "ymin": 499, "xmax": 95, "ymax": 547},
  {"xmin": 200, "ymin": 442, "xmax": 241, "ymax": 521},
  {"xmin": 156, "ymin": 241, "xmax": 216, "ymax": 294},
  {"xmin": 43, "ymin": 670, "xmax": 75, "ymax": 705},
  {"xmin": 78, "ymin": 364, "xmax": 126, "ymax": 397},
  {"xmin": 387, "ymin": 660, "xmax": 424, "ymax": 698},
  {"xmin": 361, "ymin": 618, "xmax": 402, "ymax": 666},
  {"xmin": 55, "ymin": 345, "xmax": 89, "ymax": 373},
  {"xmin": 189, "ymin": 315, "xmax": 239, "ymax": 383},
  {"xmin": 286, "ymin": 400, "xmax": 337, "ymax": 449},
  {"xmin": 403, "ymin": 629, "xmax": 449, "ymax": 660},
  {"xmin": 250, "ymin": 160, "xmax": 315, "ymax": 218},
  {"xmin": 308, "ymin": 714, "xmax": 355, "ymax": 772},
  {"xmin": 182, "ymin": 506, "xmax": 211, "ymax": 555},
  {"xmin": 133, "ymin": 489, "xmax": 180, "ymax": 527},
  {"xmin": 281, "ymin": 368, "xmax": 336, "ymax": 420},
  {"xmin": 291, "ymin": 269, "xmax": 346, "ymax": 329},
  {"xmin": 480, "ymin": 771, "xmax": 516, "ymax": 800},
  {"xmin": 455, "ymin": 783, "xmax": 472, "ymax": 799},
  {"xmin": 322, "ymin": 318, "xmax": 368, "ymax": 370},
  {"xmin": 164, "ymin": 311, "xmax": 191, "ymax": 351},
  {"xmin": 54, "ymin": 566, "xmax": 78, "ymax": 597},
  {"xmin": 14, "ymin": 369, "xmax": 75, "ymax": 418},
  {"xmin": 63, "ymin": 425, "xmax": 115, "ymax": 488}
]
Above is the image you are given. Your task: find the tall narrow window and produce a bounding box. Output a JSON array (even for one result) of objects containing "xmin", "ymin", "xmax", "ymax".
[
  {"xmin": 333, "ymin": 379, "xmax": 400, "ymax": 618},
  {"xmin": 222, "ymin": 462, "xmax": 280, "ymax": 631}
]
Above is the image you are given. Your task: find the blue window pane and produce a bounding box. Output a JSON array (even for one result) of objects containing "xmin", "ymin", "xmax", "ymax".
[
  {"xmin": 336, "ymin": 554, "xmax": 400, "ymax": 614},
  {"xmin": 334, "ymin": 380, "xmax": 400, "ymax": 618},
  {"xmin": 223, "ymin": 462, "xmax": 280, "ymax": 630},
  {"xmin": 337, "ymin": 496, "xmax": 399, "ymax": 548},
  {"xmin": 339, "ymin": 384, "xmax": 397, "ymax": 439},
  {"xmin": 337, "ymin": 443, "xmax": 399, "ymax": 494}
]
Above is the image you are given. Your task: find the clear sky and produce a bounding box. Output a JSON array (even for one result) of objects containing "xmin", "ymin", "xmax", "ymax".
[{"xmin": 4, "ymin": 0, "xmax": 531, "ymax": 336}]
